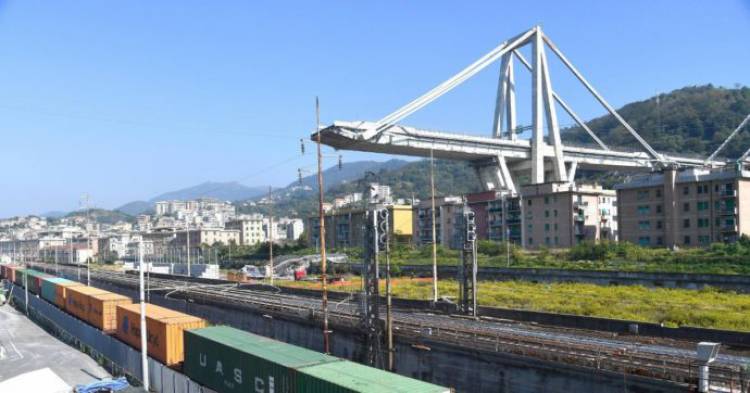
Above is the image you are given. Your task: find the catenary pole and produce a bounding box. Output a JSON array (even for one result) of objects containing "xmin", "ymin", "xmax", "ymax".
[
  {"xmin": 138, "ymin": 241, "xmax": 150, "ymax": 390},
  {"xmin": 316, "ymin": 97, "xmax": 330, "ymax": 354},
  {"xmin": 430, "ymin": 149, "xmax": 438, "ymax": 303}
]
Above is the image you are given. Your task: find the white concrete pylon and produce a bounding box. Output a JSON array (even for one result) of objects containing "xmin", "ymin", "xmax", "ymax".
[
  {"xmin": 493, "ymin": 53, "xmax": 517, "ymax": 140},
  {"xmin": 531, "ymin": 26, "xmax": 546, "ymax": 184},
  {"xmin": 539, "ymin": 28, "xmax": 567, "ymax": 183}
]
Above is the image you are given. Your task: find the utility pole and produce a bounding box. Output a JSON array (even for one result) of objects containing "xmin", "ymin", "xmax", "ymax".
[
  {"xmin": 459, "ymin": 203, "xmax": 478, "ymax": 318},
  {"xmin": 138, "ymin": 241, "xmax": 150, "ymax": 390},
  {"xmin": 185, "ymin": 216, "xmax": 191, "ymax": 277},
  {"xmin": 316, "ymin": 97, "xmax": 330, "ymax": 354},
  {"xmin": 430, "ymin": 149, "xmax": 438, "ymax": 303},
  {"xmin": 82, "ymin": 193, "xmax": 92, "ymax": 286},
  {"xmin": 268, "ymin": 186, "xmax": 274, "ymax": 285}
]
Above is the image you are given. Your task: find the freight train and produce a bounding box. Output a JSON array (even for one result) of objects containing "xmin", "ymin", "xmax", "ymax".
[{"xmin": 0, "ymin": 264, "xmax": 451, "ymax": 393}]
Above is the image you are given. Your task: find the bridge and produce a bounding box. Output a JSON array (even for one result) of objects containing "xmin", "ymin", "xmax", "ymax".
[{"xmin": 313, "ymin": 26, "xmax": 743, "ymax": 195}]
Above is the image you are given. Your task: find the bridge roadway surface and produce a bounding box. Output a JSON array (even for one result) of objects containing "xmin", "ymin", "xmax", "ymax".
[{"xmin": 34, "ymin": 263, "xmax": 750, "ymax": 387}]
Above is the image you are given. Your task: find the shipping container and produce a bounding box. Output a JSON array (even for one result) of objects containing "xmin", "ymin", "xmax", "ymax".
[
  {"xmin": 14, "ymin": 268, "xmax": 29, "ymax": 287},
  {"xmin": 295, "ymin": 360, "xmax": 452, "ymax": 393},
  {"xmin": 87, "ymin": 292, "xmax": 132, "ymax": 332},
  {"xmin": 6, "ymin": 266, "xmax": 17, "ymax": 283},
  {"xmin": 27, "ymin": 270, "xmax": 52, "ymax": 294},
  {"xmin": 184, "ymin": 326, "xmax": 340, "ymax": 393},
  {"xmin": 65, "ymin": 286, "xmax": 109, "ymax": 323},
  {"xmin": 40, "ymin": 277, "xmax": 82, "ymax": 309},
  {"xmin": 40, "ymin": 277, "xmax": 69, "ymax": 304},
  {"xmin": 116, "ymin": 303, "xmax": 207, "ymax": 366},
  {"xmin": 0, "ymin": 264, "xmax": 6, "ymax": 279}
]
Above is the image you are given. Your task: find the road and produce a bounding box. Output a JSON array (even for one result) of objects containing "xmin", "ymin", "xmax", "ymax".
[{"xmin": 0, "ymin": 299, "xmax": 110, "ymax": 388}]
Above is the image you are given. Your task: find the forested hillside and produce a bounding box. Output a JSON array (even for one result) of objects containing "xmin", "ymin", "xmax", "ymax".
[{"xmin": 564, "ymin": 85, "xmax": 750, "ymax": 158}]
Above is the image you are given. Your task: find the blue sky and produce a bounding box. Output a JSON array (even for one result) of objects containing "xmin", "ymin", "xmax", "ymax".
[{"xmin": 0, "ymin": 1, "xmax": 748, "ymax": 217}]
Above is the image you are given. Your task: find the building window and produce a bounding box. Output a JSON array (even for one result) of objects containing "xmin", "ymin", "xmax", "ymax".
[
  {"xmin": 528, "ymin": 199, "xmax": 532, "ymax": 206},
  {"xmin": 545, "ymin": 237, "xmax": 551, "ymax": 245},
  {"xmin": 544, "ymin": 196, "xmax": 550, "ymax": 204},
  {"xmin": 656, "ymin": 236, "xmax": 663, "ymax": 246},
  {"xmin": 697, "ymin": 201, "xmax": 709, "ymax": 211},
  {"xmin": 656, "ymin": 220, "xmax": 662, "ymax": 229},
  {"xmin": 655, "ymin": 189, "xmax": 662, "ymax": 198},
  {"xmin": 554, "ymin": 236, "xmax": 559, "ymax": 245},
  {"xmin": 655, "ymin": 204, "xmax": 662, "ymax": 214},
  {"xmin": 638, "ymin": 236, "xmax": 651, "ymax": 246},
  {"xmin": 528, "ymin": 237, "xmax": 533, "ymax": 245},
  {"xmin": 684, "ymin": 236, "xmax": 691, "ymax": 245},
  {"xmin": 683, "ymin": 203, "xmax": 690, "ymax": 212},
  {"xmin": 545, "ymin": 210, "xmax": 550, "ymax": 218},
  {"xmin": 637, "ymin": 190, "xmax": 649, "ymax": 200},
  {"xmin": 554, "ymin": 210, "xmax": 558, "ymax": 217},
  {"xmin": 698, "ymin": 218, "xmax": 709, "ymax": 228},
  {"xmin": 554, "ymin": 223, "xmax": 558, "ymax": 231},
  {"xmin": 544, "ymin": 223, "xmax": 550, "ymax": 232},
  {"xmin": 699, "ymin": 235, "xmax": 710, "ymax": 245},
  {"xmin": 637, "ymin": 205, "xmax": 651, "ymax": 215},
  {"xmin": 683, "ymin": 186, "xmax": 689, "ymax": 195},
  {"xmin": 638, "ymin": 220, "xmax": 651, "ymax": 230},
  {"xmin": 683, "ymin": 218, "xmax": 690, "ymax": 228}
]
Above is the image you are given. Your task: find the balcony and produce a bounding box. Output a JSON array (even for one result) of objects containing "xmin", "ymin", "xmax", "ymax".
[
  {"xmin": 721, "ymin": 223, "xmax": 738, "ymax": 233},
  {"xmin": 719, "ymin": 190, "xmax": 737, "ymax": 198},
  {"xmin": 574, "ymin": 214, "xmax": 585, "ymax": 222},
  {"xmin": 719, "ymin": 207, "xmax": 738, "ymax": 216}
]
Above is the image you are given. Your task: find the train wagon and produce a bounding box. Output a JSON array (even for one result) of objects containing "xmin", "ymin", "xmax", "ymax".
[
  {"xmin": 65, "ymin": 286, "xmax": 110, "ymax": 323},
  {"xmin": 40, "ymin": 277, "xmax": 84, "ymax": 310},
  {"xmin": 116, "ymin": 303, "xmax": 207, "ymax": 366},
  {"xmin": 295, "ymin": 358, "xmax": 451, "ymax": 393},
  {"xmin": 13, "ymin": 268, "xmax": 29, "ymax": 287},
  {"xmin": 184, "ymin": 326, "xmax": 339, "ymax": 393},
  {"xmin": 183, "ymin": 326, "xmax": 452, "ymax": 393},
  {"xmin": 27, "ymin": 270, "xmax": 53, "ymax": 294},
  {"xmin": 87, "ymin": 292, "xmax": 132, "ymax": 332},
  {"xmin": 4, "ymin": 265, "xmax": 17, "ymax": 283}
]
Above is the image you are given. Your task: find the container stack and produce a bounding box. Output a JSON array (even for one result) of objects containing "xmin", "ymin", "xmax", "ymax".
[{"xmin": 115, "ymin": 303, "xmax": 207, "ymax": 366}]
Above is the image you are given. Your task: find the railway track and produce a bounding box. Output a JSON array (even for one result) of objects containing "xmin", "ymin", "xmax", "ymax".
[{"xmin": 30, "ymin": 262, "xmax": 749, "ymax": 389}]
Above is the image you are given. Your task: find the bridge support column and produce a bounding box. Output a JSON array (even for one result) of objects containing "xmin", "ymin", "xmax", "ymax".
[{"xmin": 474, "ymin": 156, "xmax": 517, "ymax": 194}]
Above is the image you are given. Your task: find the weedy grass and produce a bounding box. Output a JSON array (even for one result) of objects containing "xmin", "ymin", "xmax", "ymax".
[{"xmin": 280, "ymin": 278, "xmax": 750, "ymax": 331}]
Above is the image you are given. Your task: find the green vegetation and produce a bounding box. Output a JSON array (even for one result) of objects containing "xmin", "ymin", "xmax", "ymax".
[
  {"xmin": 281, "ymin": 277, "xmax": 750, "ymax": 331},
  {"xmin": 565, "ymin": 85, "xmax": 750, "ymax": 158}
]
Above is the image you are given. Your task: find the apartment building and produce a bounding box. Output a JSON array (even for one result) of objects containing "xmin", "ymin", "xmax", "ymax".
[
  {"xmin": 172, "ymin": 228, "xmax": 241, "ymax": 254},
  {"xmin": 466, "ymin": 191, "xmax": 522, "ymax": 244},
  {"xmin": 307, "ymin": 205, "xmax": 413, "ymax": 249},
  {"xmin": 520, "ymin": 182, "xmax": 617, "ymax": 249},
  {"xmin": 226, "ymin": 215, "xmax": 266, "ymax": 245},
  {"xmin": 616, "ymin": 166, "xmax": 750, "ymax": 248},
  {"xmin": 412, "ymin": 197, "xmax": 465, "ymax": 247}
]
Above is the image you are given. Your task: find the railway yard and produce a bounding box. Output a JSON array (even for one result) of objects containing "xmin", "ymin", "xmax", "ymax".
[{"xmin": 25, "ymin": 262, "xmax": 750, "ymax": 392}]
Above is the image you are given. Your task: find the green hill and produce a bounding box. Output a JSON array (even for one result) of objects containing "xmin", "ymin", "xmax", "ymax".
[{"xmin": 564, "ymin": 85, "xmax": 750, "ymax": 158}]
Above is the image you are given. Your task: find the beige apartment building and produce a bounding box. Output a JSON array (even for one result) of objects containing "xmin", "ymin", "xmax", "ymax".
[
  {"xmin": 519, "ymin": 183, "xmax": 618, "ymax": 249},
  {"xmin": 615, "ymin": 166, "xmax": 750, "ymax": 248},
  {"xmin": 172, "ymin": 228, "xmax": 240, "ymax": 250},
  {"xmin": 226, "ymin": 215, "xmax": 266, "ymax": 246}
]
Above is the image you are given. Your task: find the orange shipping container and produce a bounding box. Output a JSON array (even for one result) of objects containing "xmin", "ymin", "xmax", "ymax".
[
  {"xmin": 55, "ymin": 281, "xmax": 85, "ymax": 310},
  {"xmin": 116, "ymin": 303, "xmax": 207, "ymax": 366},
  {"xmin": 66, "ymin": 286, "xmax": 109, "ymax": 322},
  {"xmin": 88, "ymin": 292, "xmax": 132, "ymax": 332},
  {"xmin": 6, "ymin": 266, "xmax": 17, "ymax": 283}
]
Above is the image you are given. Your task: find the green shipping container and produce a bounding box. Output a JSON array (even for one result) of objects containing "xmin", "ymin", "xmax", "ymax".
[
  {"xmin": 14, "ymin": 269, "xmax": 29, "ymax": 287},
  {"xmin": 28, "ymin": 271, "xmax": 52, "ymax": 294},
  {"xmin": 296, "ymin": 360, "xmax": 451, "ymax": 393},
  {"xmin": 183, "ymin": 326, "xmax": 340, "ymax": 393},
  {"xmin": 40, "ymin": 277, "xmax": 73, "ymax": 305}
]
